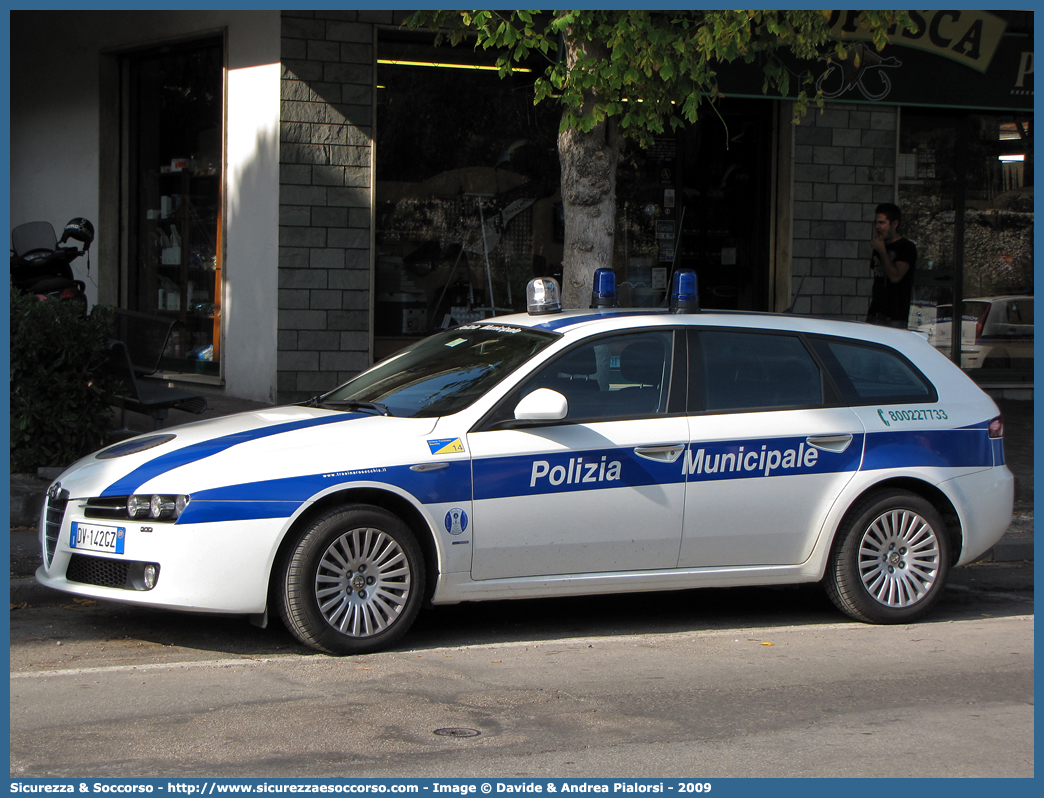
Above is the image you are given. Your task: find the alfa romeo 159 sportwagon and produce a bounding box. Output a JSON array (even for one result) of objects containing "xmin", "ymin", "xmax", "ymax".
[{"xmin": 38, "ymin": 272, "xmax": 1014, "ymax": 654}]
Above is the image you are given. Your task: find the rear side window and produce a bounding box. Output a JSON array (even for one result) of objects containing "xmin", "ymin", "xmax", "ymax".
[
  {"xmin": 698, "ymin": 330, "xmax": 823, "ymax": 412},
  {"xmin": 810, "ymin": 337, "xmax": 936, "ymax": 404}
]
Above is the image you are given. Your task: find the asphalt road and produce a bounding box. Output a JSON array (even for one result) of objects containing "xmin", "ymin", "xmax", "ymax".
[{"xmin": 9, "ymin": 561, "xmax": 1034, "ymax": 779}]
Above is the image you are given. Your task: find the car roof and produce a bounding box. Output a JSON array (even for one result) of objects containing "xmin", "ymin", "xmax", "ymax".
[{"xmin": 475, "ymin": 307, "xmax": 911, "ymax": 344}]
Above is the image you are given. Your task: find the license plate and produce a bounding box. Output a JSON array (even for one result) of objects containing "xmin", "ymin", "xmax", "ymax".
[{"xmin": 70, "ymin": 522, "xmax": 126, "ymax": 555}]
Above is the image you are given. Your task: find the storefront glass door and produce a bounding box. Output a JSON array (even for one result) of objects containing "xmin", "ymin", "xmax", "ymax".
[
  {"xmin": 123, "ymin": 37, "xmax": 224, "ymax": 377},
  {"xmin": 899, "ymin": 110, "xmax": 1033, "ymax": 381},
  {"xmin": 614, "ymin": 100, "xmax": 774, "ymax": 310}
]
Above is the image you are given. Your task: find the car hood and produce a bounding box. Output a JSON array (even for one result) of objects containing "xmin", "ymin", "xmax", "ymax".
[{"xmin": 53, "ymin": 407, "xmax": 440, "ymax": 499}]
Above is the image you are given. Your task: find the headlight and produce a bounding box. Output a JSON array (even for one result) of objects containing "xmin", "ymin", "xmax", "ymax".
[
  {"xmin": 127, "ymin": 495, "xmax": 150, "ymax": 518},
  {"xmin": 127, "ymin": 494, "xmax": 190, "ymax": 521},
  {"xmin": 150, "ymin": 495, "xmax": 174, "ymax": 518}
]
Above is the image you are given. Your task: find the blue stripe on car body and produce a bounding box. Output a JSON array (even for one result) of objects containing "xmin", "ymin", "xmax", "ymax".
[
  {"xmin": 153, "ymin": 422, "xmax": 997, "ymax": 525},
  {"xmin": 861, "ymin": 428, "xmax": 994, "ymax": 471},
  {"xmin": 529, "ymin": 310, "xmax": 670, "ymax": 331},
  {"xmin": 102, "ymin": 414, "xmax": 366, "ymax": 497},
  {"xmin": 176, "ymin": 461, "xmax": 472, "ymax": 525},
  {"xmin": 682, "ymin": 434, "xmax": 864, "ymax": 482},
  {"xmin": 474, "ymin": 445, "xmax": 681, "ymax": 501}
]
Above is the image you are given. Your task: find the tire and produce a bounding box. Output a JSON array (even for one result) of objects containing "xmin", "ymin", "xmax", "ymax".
[
  {"xmin": 277, "ymin": 505, "xmax": 425, "ymax": 655},
  {"xmin": 825, "ymin": 489, "xmax": 950, "ymax": 624}
]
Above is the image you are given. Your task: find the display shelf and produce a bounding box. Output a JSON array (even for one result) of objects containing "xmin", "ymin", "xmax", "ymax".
[{"xmin": 145, "ymin": 168, "xmax": 222, "ymax": 366}]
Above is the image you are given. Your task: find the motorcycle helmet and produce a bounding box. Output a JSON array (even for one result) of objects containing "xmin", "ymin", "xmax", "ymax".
[{"xmin": 59, "ymin": 217, "xmax": 95, "ymax": 251}]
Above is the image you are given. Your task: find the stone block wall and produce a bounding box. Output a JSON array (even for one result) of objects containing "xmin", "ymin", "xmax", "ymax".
[
  {"xmin": 789, "ymin": 104, "xmax": 898, "ymax": 320},
  {"xmin": 278, "ymin": 10, "xmax": 393, "ymax": 403}
]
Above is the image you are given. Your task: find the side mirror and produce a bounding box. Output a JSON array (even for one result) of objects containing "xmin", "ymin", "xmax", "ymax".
[{"xmin": 513, "ymin": 388, "xmax": 568, "ymax": 421}]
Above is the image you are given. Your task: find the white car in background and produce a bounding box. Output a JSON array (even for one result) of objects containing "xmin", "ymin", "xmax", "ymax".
[
  {"xmin": 926, "ymin": 296, "xmax": 1033, "ymax": 369},
  {"xmin": 37, "ymin": 274, "xmax": 1014, "ymax": 654}
]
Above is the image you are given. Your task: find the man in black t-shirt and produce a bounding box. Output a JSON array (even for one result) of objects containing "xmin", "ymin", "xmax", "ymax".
[{"xmin": 866, "ymin": 202, "xmax": 917, "ymax": 327}]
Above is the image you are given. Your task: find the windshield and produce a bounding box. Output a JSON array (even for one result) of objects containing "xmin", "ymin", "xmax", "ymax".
[{"xmin": 320, "ymin": 324, "xmax": 558, "ymax": 417}]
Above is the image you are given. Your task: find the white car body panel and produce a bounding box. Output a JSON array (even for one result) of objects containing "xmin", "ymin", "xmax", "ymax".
[
  {"xmin": 36, "ymin": 307, "xmax": 1013, "ymax": 634},
  {"xmin": 681, "ymin": 407, "xmax": 864, "ymax": 567},
  {"xmin": 468, "ymin": 416, "xmax": 689, "ymax": 579}
]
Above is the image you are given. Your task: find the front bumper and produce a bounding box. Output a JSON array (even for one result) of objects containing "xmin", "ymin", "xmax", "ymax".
[{"xmin": 36, "ymin": 502, "xmax": 291, "ymax": 614}]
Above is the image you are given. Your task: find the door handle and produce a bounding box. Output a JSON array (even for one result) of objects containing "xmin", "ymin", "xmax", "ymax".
[
  {"xmin": 806, "ymin": 434, "xmax": 853, "ymax": 453},
  {"xmin": 411, "ymin": 462, "xmax": 450, "ymax": 472},
  {"xmin": 634, "ymin": 445, "xmax": 686, "ymax": 463}
]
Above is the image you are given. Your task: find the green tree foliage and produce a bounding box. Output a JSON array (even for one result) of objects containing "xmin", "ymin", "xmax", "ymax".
[
  {"xmin": 409, "ymin": 10, "xmax": 909, "ymax": 141},
  {"xmin": 10, "ymin": 293, "xmax": 118, "ymax": 472}
]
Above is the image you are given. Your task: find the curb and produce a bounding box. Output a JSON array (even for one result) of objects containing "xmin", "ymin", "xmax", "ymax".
[
  {"xmin": 978, "ymin": 538, "xmax": 1034, "ymax": 563},
  {"xmin": 1014, "ymin": 474, "xmax": 1033, "ymax": 502}
]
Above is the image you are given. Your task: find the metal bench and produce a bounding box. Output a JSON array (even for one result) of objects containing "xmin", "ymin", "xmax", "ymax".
[{"xmin": 106, "ymin": 309, "xmax": 208, "ymax": 429}]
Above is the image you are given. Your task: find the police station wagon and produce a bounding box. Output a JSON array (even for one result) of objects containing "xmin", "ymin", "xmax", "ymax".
[{"xmin": 37, "ymin": 272, "xmax": 1014, "ymax": 654}]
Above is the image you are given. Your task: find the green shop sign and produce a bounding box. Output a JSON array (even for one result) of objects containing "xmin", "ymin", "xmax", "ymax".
[{"xmin": 718, "ymin": 11, "xmax": 1032, "ymax": 112}]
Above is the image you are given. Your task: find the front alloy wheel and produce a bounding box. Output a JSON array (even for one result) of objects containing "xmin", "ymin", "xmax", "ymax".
[
  {"xmin": 278, "ymin": 505, "xmax": 425, "ymax": 654},
  {"xmin": 826, "ymin": 490, "xmax": 951, "ymax": 624}
]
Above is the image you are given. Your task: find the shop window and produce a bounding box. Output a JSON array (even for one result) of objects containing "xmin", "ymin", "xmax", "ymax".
[
  {"xmin": 375, "ymin": 34, "xmax": 775, "ymax": 360},
  {"xmin": 614, "ymin": 102, "xmax": 774, "ymax": 311},
  {"xmin": 375, "ymin": 32, "xmax": 561, "ymax": 359},
  {"xmin": 122, "ymin": 38, "xmax": 224, "ymax": 378},
  {"xmin": 899, "ymin": 111, "xmax": 1032, "ymax": 381}
]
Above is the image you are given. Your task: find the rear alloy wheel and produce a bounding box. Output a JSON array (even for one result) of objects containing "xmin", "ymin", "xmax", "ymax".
[
  {"xmin": 826, "ymin": 489, "xmax": 950, "ymax": 624},
  {"xmin": 278, "ymin": 505, "xmax": 425, "ymax": 655}
]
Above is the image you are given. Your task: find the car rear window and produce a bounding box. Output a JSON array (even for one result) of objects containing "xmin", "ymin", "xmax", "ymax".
[
  {"xmin": 964, "ymin": 301, "xmax": 991, "ymax": 323},
  {"xmin": 810, "ymin": 337, "xmax": 936, "ymax": 405}
]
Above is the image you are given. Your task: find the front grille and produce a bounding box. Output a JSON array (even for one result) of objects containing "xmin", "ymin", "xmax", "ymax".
[
  {"xmin": 44, "ymin": 491, "xmax": 67, "ymax": 567},
  {"xmin": 66, "ymin": 555, "xmax": 130, "ymax": 589},
  {"xmin": 83, "ymin": 496, "xmax": 130, "ymax": 520}
]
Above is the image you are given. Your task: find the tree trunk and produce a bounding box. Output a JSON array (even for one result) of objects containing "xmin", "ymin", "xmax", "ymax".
[{"xmin": 558, "ymin": 34, "xmax": 624, "ymax": 309}]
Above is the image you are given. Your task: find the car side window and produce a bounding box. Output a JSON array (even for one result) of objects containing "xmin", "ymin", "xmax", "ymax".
[
  {"xmin": 810, "ymin": 336, "xmax": 936, "ymax": 404},
  {"xmin": 698, "ymin": 330, "xmax": 823, "ymax": 412},
  {"xmin": 521, "ymin": 330, "xmax": 675, "ymax": 421}
]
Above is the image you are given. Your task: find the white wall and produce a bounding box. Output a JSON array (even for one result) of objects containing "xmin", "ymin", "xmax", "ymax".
[{"xmin": 10, "ymin": 10, "xmax": 281, "ymax": 403}]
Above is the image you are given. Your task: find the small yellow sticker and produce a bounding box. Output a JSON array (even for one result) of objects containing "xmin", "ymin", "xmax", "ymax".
[{"xmin": 428, "ymin": 437, "xmax": 465, "ymax": 455}]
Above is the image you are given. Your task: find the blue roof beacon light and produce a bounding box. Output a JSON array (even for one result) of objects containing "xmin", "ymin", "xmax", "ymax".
[
  {"xmin": 669, "ymin": 268, "xmax": 700, "ymax": 313},
  {"xmin": 589, "ymin": 267, "xmax": 619, "ymax": 309},
  {"xmin": 527, "ymin": 277, "xmax": 563, "ymax": 315}
]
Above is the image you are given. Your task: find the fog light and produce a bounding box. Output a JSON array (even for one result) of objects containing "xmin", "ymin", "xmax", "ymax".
[{"xmin": 143, "ymin": 564, "xmax": 159, "ymax": 590}]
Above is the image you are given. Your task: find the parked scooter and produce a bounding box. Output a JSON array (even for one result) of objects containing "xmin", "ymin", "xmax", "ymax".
[{"xmin": 11, "ymin": 218, "xmax": 93, "ymax": 310}]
